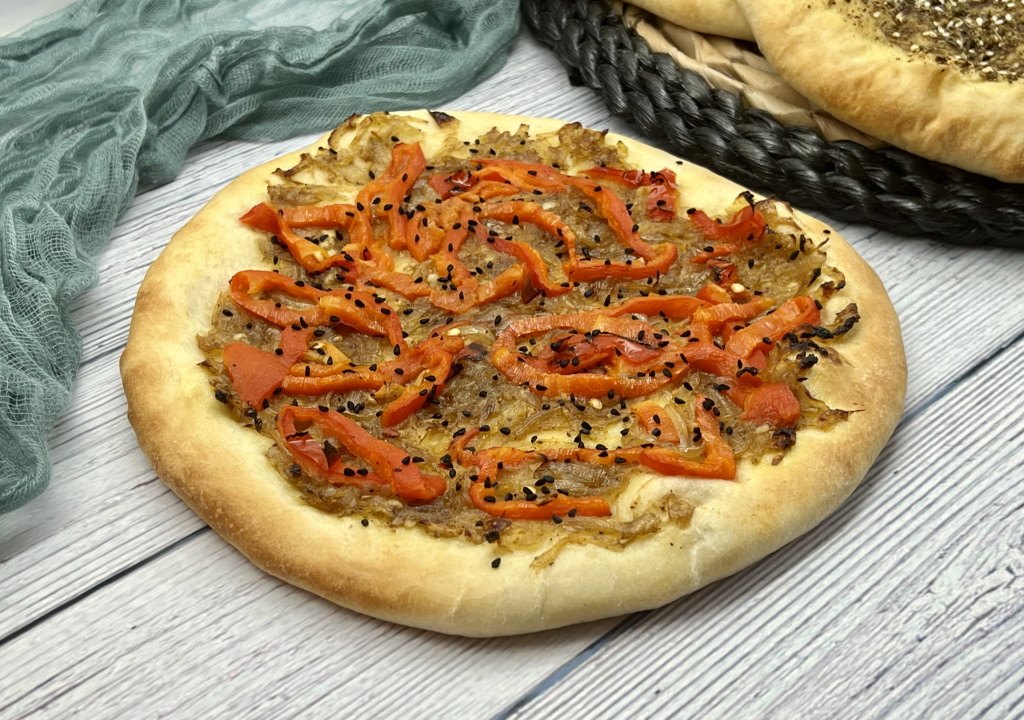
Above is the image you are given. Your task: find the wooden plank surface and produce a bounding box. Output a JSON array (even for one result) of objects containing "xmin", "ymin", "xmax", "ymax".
[
  {"xmin": 503, "ymin": 338, "xmax": 1024, "ymax": 720},
  {"xmin": 2, "ymin": 27, "xmax": 1023, "ymax": 719}
]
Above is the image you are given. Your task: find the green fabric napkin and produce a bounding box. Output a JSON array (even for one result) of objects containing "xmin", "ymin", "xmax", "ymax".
[{"xmin": 0, "ymin": 0, "xmax": 520, "ymax": 513}]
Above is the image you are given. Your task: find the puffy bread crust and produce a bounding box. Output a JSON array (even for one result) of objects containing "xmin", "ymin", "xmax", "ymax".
[
  {"xmin": 121, "ymin": 110, "xmax": 906, "ymax": 637},
  {"xmin": 633, "ymin": 0, "xmax": 754, "ymax": 41},
  {"xmin": 737, "ymin": 0, "xmax": 1024, "ymax": 182}
]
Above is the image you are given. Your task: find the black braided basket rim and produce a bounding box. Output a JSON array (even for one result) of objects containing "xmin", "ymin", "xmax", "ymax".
[{"xmin": 523, "ymin": 0, "xmax": 1024, "ymax": 247}]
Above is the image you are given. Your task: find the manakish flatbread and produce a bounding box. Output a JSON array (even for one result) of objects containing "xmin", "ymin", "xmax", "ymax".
[
  {"xmin": 737, "ymin": 0, "xmax": 1024, "ymax": 182},
  {"xmin": 121, "ymin": 110, "xmax": 905, "ymax": 637},
  {"xmin": 630, "ymin": 0, "xmax": 754, "ymax": 41}
]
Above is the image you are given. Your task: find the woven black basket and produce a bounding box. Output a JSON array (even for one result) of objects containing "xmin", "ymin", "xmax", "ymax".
[{"xmin": 523, "ymin": 0, "xmax": 1024, "ymax": 247}]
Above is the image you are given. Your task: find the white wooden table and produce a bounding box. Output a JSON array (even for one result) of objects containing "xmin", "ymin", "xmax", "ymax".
[{"xmin": 3, "ymin": 29, "xmax": 1023, "ymax": 719}]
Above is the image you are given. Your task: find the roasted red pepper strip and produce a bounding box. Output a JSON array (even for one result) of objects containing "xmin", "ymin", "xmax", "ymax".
[
  {"xmin": 223, "ymin": 327, "xmax": 315, "ymax": 408},
  {"xmin": 277, "ymin": 407, "xmax": 389, "ymax": 490},
  {"xmin": 429, "ymin": 169, "xmax": 474, "ymax": 199},
  {"xmin": 725, "ymin": 295, "xmax": 820, "ymax": 360},
  {"xmin": 430, "ymin": 265, "xmax": 525, "ymax": 314},
  {"xmin": 475, "ymin": 200, "xmax": 578, "ymax": 267},
  {"xmin": 696, "ymin": 282, "xmax": 732, "ymax": 305},
  {"xmin": 239, "ymin": 202, "xmax": 279, "ymax": 233},
  {"xmin": 380, "ymin": 344, "xmax": 460, "ymax": 427},
  {"xmin": 682, "ymin": 342, "xmax": 762, "ymax": 387},
  {"xmin": 228, "ymin": 270, "xmax": 326, "ymax": 327},
  {"xmin": 356, "ymin": 142, "xmax": 426, "ymax": 250},
  {"xmin": 228, "ymin": 270, "xmax": 406, "ymax": 348},
  {"xmin": 605, "ymin": 295, "xmax": 705, "ymax": 321},
  {"xmin": 492, "ymin": 312, "xmax": 674, "ymax": 398},
  {"xmin": 240, "ymin": 203, "xmax": 367, "ymax": 274},
  {"xmin": 582, "ymin": 166, "xmax": 677, "ymax": 222},
  {"xmin": 634, "ymin": 401, "xmax": 682, "ymax": 443},
  {"xmin": 688, "ymin": 296, "xmax": 775, "ymax": 344},
  {"xmin": 571, "ymin": 242, "xmax": 678, "ymax": 282},
  {"xmin": 474, "ymin": 158, "xmax": 568, "ymax": 194},
  {"xmin": 690, "ymin": 205, "xmax": 767, "ymax": 263},
  {"xmin": 468, "ymin": 481, "xmax": 610, "ymax": 520},
  {"xmin": 740, "ymin": 383, "xmax": 802, "ymax": 427},
  {"xmin": 647, "ymin": 170, "xmax": 677, "ymax": 222},
  {"xmin": 638, "ymin": 396, "xmax": 736, "ymax": 479},
  {"xmin": 281, "ymin": 332, "xmax": 463, "ymax": 407},
  {"xmin": 466, "ymin": 447, "xmax": 611, "ymax": 519},
  {"xmin": 489, "ymin": 236, "xmax": 570, "ymax": 298},
  {"xmin": 277, "ymin": 406, "xmax": 445, "ymax": 504},
  {"xmin": 564, "ymin": 176, "xmax": 656, "ymax": 261}
]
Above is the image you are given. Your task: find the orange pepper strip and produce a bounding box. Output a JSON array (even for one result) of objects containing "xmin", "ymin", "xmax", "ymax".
[
  {"xmin": 317, "ymin": 293, "xmax": 406, "ymax": 350},
  {"xmin": 696, "ymin": 282, "xmax": 732, "ymax": 305},
  {"xmin": 690, "ymin": 205, "xmax": 767, "ymax": 263},
  {"xmin": 563, "ymin": 176, "xmax": 657, "ymax": 261},
  {"xmin": 280, "ymin": 204, "xmax": 371, "ymax": 241},
  {"xmin": 571, "ymin": 241, "xmax": 678, "ymax": 282},
  {"xmin": 239, "ymin": 202, "xmax": 279, "ymax": 233},
  {"xmin": 380, "ymin": 346, "xmax": 461, "ymax": 427},
  {"xmin": 240, "ymin": 203, "xmax": 360, "ymax": 274},
  {"xmin": 474, "ymin": 158, "xmax": 568, "ymax": 194},
  {"xmin": 725, "ymin": 295, "xmax": 821, "ymax": 360},
  {"xmin": 428, "ymin": 169, "xmax": 475, "ymax": 199},
  {"xmin": 223, "ymin": 327, "xmax": 315, "ymax": 408},
  {"xmin": 276, "ymin": 406, "xmax": 389, "ymax": 489},
  {"xmin": 277, "ymin": 406, "xmax": 446, "ymax": 504},
  {"xmin": 455, "ymin": 180, "xmax": 522, "ymax": 202},
  {"xmin": 582, "ymin": 166, "xmax": 677, "ymax": 222},
  {"xmin": 604, "ymin": 294, "xmax": 705, "ymax": 321},
  {"xmin": 688, "ymin": 295, "xmax": 775, "ymax": 344},
  {"xmin": 647, "ymin": 170, "xmax": 678, "ymax": 222},
  {"xmin": 466, "ymin": 447, "xmax": 611, "ymax": 519},
  {"xmin": 681, "ymin": 342, "xmax": 762, "ymax": 387},
  {"xmin": 490, "ymin": 312, "xmax": 672, "ymax": 398},
  {"xmin": 468, "ymin": 481, "xmax": 611, "ymax": 519},
  {"xmin": 430, "ymin": 265, "xmax": 525, "ymax": 314},
  {"xmin": 488, "ymin": 236, "xmax": 570, "ymax": 297},
  {"xmin": 475, "ymin": 200, "xmax": 578, "ymax": 265},
  {"xmin": 633, "ymin": 401, "xmax": 682, "ymax": 444},
  {"xmin": 637, "ymin": 396, "xmax": 736, "ymax": 479},
  {"xmin": 356, "ymin": 142, "xmax": 426, "ymax": 250},
  {"xmin": 281, "ymin": 370, "xmax": 386, "ymax": 395},
  {"xmin": 228, "ymin": 270, "xmax": 327, "ymax": 327},
  {"xmin": 706, "ymin": 259, "xmax": 739, "ymax": 288},
  {"xmin": 740, "ymin": 382, "xmax": 802, "ymax": 427},
  {"xmin": 227, "ymin": 270, "xmax": 406, "ymax": 349}
]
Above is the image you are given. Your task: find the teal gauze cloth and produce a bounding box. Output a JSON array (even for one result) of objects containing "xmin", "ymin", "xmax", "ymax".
[{"xmin": 0, "ymin": 0, "xmax": 520, "ymax": 513}]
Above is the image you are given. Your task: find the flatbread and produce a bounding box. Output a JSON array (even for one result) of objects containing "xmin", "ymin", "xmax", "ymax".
[
  {"xmin": 630, "ymin": 0, "xmax": 754, "ymax": 41},
  {"xmin": 737, "ymin": 0, "xmax": 1024, "ymax": 182},
  {"xmin": 121, "ymin": 110, "xmax": 905, "ymax": 636}
]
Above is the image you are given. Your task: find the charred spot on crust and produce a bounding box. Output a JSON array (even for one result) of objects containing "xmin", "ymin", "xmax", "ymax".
[{"xmin": 429, "ymin": 110, "xmax": 458, "ymax": 127}]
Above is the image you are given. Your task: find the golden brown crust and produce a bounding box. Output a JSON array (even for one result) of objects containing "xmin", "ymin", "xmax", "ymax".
[
  {"xmin": 121, "ymin": 110, "xmax": 906, "ymax": 636},
  {"xmin": 737, "ymin": 0, "xmax": 1024, "ymax": 182},
  {"xmin": 631, "ymin": 0, "xmax": 754, "ymax": 41}
]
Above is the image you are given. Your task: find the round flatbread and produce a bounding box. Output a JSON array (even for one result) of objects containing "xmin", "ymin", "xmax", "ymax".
[
  {"xmin": 121, "ymin": 110, "xmax": 905, "ymax": 636},
  {"xmin": 631, "ymin": 0, "xmax": 754, "ymax": 41},
  {"xmin": 737, "ymin": 0, "xmax": 1024, "ymax": 182}
]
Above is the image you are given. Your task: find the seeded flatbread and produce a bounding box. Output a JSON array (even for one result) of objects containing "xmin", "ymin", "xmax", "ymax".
[
  {"xmin": 737, "ymin": 0, "xmax": 1024, "ymax": 182},
  {"xmin": 121, "ymin": 110, "xmax": 905, "ymax": 636},
  {"xmin": 632, "ymin": 0, "xmax": 754, "ymax": 41}
]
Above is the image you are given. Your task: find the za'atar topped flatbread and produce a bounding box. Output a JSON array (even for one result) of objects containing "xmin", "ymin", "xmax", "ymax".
[
  {"xmin": 738, "ymin": 0, "xmax": 1024, "ymax": 181},
  {"xmin": 121, "ymin": 110, "xmax": 905, "ymax": 636}
]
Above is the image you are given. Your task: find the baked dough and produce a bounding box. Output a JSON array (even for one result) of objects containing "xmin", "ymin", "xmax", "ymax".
[
  {"xmin": 737, "ymin": 0, "xmax": 1024, "ymax": 182},
  {"xmin": 630, "ymin": 0, "xmax": 754, "ymax": 41},
  {"xmin": 121, "ymin": 110, "xmax": 905, "ymax": 636}
]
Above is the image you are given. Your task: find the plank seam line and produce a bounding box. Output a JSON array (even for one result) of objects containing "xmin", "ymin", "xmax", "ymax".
[
  {"xmin": 899, "ymin": 321, "xmax": 1024, "ymax": 429},
  {"xmin": 0, "ymin": 526, "xmax": 209, "ymax": 649},
  {"xmin": 487, "ymin": 613, "xmax": 645, "ymax": 720}
]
